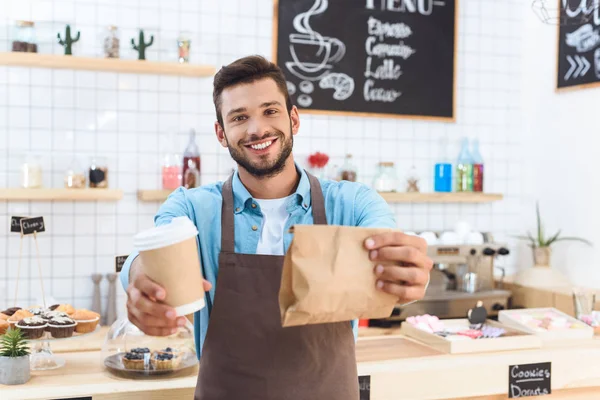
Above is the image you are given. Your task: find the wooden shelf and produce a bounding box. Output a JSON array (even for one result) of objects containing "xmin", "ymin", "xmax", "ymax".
[
  {"xmin": 137, "ymin": 190, "xmax": 174, "ymax": 202},
  {"xmin": 379, "ymin": 192, "xmax": 503, "ymax": 203},
  {"xmin": 0, "ymin": 52, "xmax": 216, "ymax": 77},
  {"xmin": 0, "ymin": 188, "xmax": 124, "ymax": 201},
  {"xmin": 138, "ymin": 189, "xmax": 502, "ymax": 204}
]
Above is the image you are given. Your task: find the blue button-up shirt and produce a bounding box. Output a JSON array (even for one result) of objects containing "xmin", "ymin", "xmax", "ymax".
[{"xmin": 120, "ymin": 165, "xmax": 396, "ymax": 358}]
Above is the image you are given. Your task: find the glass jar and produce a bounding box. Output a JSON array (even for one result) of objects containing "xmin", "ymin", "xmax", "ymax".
[
  {"xmin": 339, "ymin": 154, "xmax": 357, "ymax": 182},
  {"xmin": 64, "ymin": 158, "xmax": 86, "ymax": 189},
  {"xmin": 372, "ymin": 162, "xmax": 398, "ymax": 192},
  {"xmin": 89, "ymin": 157, "xmax": 109, "ymax": 188},
  {"xmin": 21, "ymin": 154, "xmax": 43, "ymax": 188},
  {"xmin": 177, "ymin": 32, "xmax": 191, "ymax": 63},
  {"xmin": 12, "ymin": 20, "xmax": 38, "ymax": 53},
  {"xmin": 104, "ymin": 25, "xmax": 120, "ymax": 59}
]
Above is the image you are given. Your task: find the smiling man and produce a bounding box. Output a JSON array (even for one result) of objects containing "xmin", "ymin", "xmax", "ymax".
[{"xmin": 119, "ymin": 55, "xmax": 432, "ymax": 399}]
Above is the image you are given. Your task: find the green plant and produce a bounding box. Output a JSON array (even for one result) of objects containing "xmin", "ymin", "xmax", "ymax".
[
  {"xmin": 57, "ymin": 25, "xmax": 80, "ymax": 55},
  {"xmin": 516, "ymin": 201, "xmax": 592, "ymax": 248},
  {"xmin": 0, "ymin": 328, "xmax": 30, "ymax": 358},
  {"xmin": 131, "ymin": 30, "xmax": 154, "ymax": 60}
]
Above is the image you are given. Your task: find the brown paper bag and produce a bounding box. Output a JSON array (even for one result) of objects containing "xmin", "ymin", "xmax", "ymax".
[{"xmin": 279, "ymin": 224, "xmax": 400, "ymax": 327}]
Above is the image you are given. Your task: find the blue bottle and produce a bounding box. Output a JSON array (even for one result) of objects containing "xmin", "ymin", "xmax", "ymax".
[{"xmin": 434, "ymin": 137, "xmax": 452, "ymax": 192}]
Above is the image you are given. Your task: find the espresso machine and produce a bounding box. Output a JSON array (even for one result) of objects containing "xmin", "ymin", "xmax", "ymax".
[{"xmin": 377, "ymin": 232, "xmax": 512, "ymax": 324}]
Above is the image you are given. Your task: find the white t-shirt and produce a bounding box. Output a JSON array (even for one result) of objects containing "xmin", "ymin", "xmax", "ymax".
[{"xmin": 254, "ymin": 195, "xmax": 294, "ymax": 256}]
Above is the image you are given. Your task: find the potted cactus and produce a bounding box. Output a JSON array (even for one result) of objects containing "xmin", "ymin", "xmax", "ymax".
[{"xmin": 0, "ymin": 328, "xmax": 31, "ymax": 385}]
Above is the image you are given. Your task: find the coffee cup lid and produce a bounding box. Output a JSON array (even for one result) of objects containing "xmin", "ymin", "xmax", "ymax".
[{"xmin": 133, "ymin": 216, "xmax": 198, "ymax": 251}]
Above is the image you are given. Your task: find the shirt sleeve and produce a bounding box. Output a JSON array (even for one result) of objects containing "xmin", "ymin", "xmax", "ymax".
[
  {"xmin": 354, "ymin": 184, "xmax": 397, "ymax": 229},
  {"xmin": 119, "ymin": 188, "xmax": 192, "ymax": 291}
]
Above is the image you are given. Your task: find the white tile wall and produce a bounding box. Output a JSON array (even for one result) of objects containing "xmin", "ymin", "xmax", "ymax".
[{"xmin": 0, "ymin": 0, "xmax": 528, "ymax": 314}]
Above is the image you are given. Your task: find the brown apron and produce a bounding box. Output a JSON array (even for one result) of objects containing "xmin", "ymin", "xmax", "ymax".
[{"xmin": 195, "ymin": 172, "xmax": 359, "ymax": 400}]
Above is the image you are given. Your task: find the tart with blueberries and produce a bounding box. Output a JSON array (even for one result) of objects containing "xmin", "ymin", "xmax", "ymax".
[
  {"xmin": 151, "ymin": 347, "xmax": 180, "ymax": 370},
  {"xmin": 122, "ymin": 347, "xmax": 151, "ymax": 370}
]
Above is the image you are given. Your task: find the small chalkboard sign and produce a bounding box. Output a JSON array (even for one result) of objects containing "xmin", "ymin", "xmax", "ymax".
[
  {"xmin": 10, "ymin": 216, "xmax": 27, "ymax": 233},
  {"xmin": 359, "ymin": 375, "xmax": 371, "ymax": 400},
  {"xmin": 20, "ymin": 216, "xmax": 45, "ymax": 235},
  {"xmin": 509, "ymin": 362, "xmax": 551, "ymax": 398},
  {"xmin": 115, "ymin": 255, "xmax": 128, "ymax": 273}
]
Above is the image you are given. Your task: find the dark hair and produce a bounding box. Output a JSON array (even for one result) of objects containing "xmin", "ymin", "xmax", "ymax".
[{"xmin": 213, "ymin": 55, "xmax": 293, "ymax": 127}]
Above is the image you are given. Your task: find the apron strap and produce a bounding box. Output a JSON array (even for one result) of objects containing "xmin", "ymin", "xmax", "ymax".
[
  {"xmin": 221, "ymin": 175, "xmax": 235, "ymax": 253},
  {"xmin": 220, "ymin": 170, "xmax": 327, "ymax": 252},
  {"xmin": 306, "ymin": 172, "xmax": 327, "ymax": 225}
]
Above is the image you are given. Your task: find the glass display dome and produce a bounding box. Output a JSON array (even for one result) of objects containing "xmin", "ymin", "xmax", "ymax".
[{"xmin": 102, "ymin": 317, "xmax": 198, "ymax": 377}]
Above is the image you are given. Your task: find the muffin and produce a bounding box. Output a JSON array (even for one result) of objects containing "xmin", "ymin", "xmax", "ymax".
[
  {"xmin": 71, "ymin": 309, "xmax": 100, "ymax": 333},
  {"xmin": 28, "ymin": 307, "xmax": 45, "ymax": 317},
  {"xmin": 0, "ymin": 313, "xmax": 9, "ymax": 321},
  {"xmin": 1, "ymin": 307, "xmax": 21, "ymax": 317},
  {"xmin": 47, "ymin": 316, "xmax": 77, "ymax": 338},
  {"xmin": 122, "ymin": 348, "xmax": 151, "ymax": 370},
  {"xmin": 48, "ymin": 304, "xmax": 60, "ymax": 311},
  {"xmin": 16, "ymin": 316, "xmax": 47, "ymax": 339},
  {"xmin": 7, "ymin": 309, "xmax": 34, "ymax": 327},
  {"xmin": 0, "ymin": 320, "xmax": 9, "ymax": 335},
  {"xmin": 55, "ymin": 304, "xmax": 76, "ymax": 316},
  {"xmin": 151, "ymin": 347, "xmax": 180, "ymax": 370}
]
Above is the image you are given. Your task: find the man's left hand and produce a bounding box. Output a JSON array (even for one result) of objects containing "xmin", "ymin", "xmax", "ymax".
[{"xmin": 364, "ymin": 232, "xmax": 433, "ymax": 304}]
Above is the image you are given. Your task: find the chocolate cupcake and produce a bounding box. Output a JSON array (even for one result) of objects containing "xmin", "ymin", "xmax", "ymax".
[
  {"xmin": 47, "ymin": 316, "xmax": 77, "ymax": 338},
  {"xmin": 48, "ymin": 304, "xmax": 60, "ymax": 311},
  {"xmin": 16, "ymin": 316, "xmax": 47, "ymax": 339}
]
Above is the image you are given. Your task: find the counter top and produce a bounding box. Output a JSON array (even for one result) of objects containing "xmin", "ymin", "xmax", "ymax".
[{"xmin": 4, "ymin": 327, "xmax": 600, "ymax": 399}]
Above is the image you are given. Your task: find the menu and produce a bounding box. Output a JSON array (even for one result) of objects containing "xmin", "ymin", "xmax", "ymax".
[{"xmin": 273, "ymin": 0, "xmax": 457, "ymax": 120}]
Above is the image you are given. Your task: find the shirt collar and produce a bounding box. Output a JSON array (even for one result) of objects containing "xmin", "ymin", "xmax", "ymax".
[{"xmin": 231, "ymin": 163, "xmax": 312, "ymax": 214}]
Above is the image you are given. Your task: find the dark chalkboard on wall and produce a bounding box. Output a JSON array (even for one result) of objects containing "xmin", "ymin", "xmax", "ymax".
[
  {"xmin": 557, "ymin": 1, "xmax": 600, "ymax": 90},
  {"xmin": 273, "ymin": 0, "xmax": 457, "ymax": 121}
]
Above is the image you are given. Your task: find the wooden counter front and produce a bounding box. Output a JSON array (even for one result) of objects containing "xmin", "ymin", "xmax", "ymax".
[{"xmin": 3, "ymin": 331, "xmax": 600, "ymax": 399}]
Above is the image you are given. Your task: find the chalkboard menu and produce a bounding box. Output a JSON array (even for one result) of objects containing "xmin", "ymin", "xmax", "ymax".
[
  {"xmin": 273, "ymin": 0, "xmax": 457, "ymax": 120},
  {"xmin": 508, "ymin": 362, "xmax": 551, "ymax": 398},
  {"xmin": 557, "ymin": 2, "xmax": 600, "ymax": 90}
]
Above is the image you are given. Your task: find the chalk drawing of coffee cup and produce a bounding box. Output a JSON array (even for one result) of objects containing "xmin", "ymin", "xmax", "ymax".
[
  {"xmin": 595, "ymin": 48, "xmax": 600, "ymax": 79},
  {"xmin": 288, "ymin": 33, "xmax": 345, "ymax": 75}
]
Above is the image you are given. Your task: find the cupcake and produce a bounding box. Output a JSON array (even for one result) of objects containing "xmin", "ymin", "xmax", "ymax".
[
  {"xmin": 122, "ymin": 348, "xmax": 150, "ymax": 370},
  {"xmin": 47, "ymin": 316, "xmax": 77, "ymax": 338},
  {"xmin": 0, "ymin": 313, "xmax": 8, "ymax": 321},
  {"xmin": 151, "ymin": 347, "xmax": 180, "ymax": 370},
  {"xmin": 28, "ymin": 307, "xmax": 45, "ymax": 317},
  {"xmin": 1, "ymin": 307, "xmax": 21, "ymax": 317},
  {"xmin": 71, "ymin": 309, "xmax": 100, "ymax": 333},
  {"xmin": 0, "ymin": 320, "xmax": 9, "ymax": 335},
  {"xmin": 7, "ymin": 309, "xmax": 34, "ymax": 327},
  {"xmin": 16, "ymin": 316, "xmax": 47, "ymax": 339},
  {"xmin": 55, "ymin": 304, "xmax": 76, "ymax": 316},
  {"xmin": 48, "ymin": 304, "xmax": 60, "ymax": 311}
]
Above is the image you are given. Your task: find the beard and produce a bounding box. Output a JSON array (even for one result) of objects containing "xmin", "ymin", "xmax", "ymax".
[{"xmin": 225, "ymin": 122, "xmax": 294, "ymax": 179}]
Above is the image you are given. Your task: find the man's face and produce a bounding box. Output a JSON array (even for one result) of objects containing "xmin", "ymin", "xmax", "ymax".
[{"xmin": 215, "ymin": 78, "xmax": 299, "ymax": 178}]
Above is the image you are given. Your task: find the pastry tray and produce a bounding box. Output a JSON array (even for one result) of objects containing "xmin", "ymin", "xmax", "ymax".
[
  {"xmin": 400, "ymin": 318, "xmax": 542, "ymax": 354},
  {"xmin": 104, "ymin": 351, "xmax": 198, "ymax": 378},
  {"xmin": 498, "ymin": 307, "xmax": 594, "ymax": 340}
]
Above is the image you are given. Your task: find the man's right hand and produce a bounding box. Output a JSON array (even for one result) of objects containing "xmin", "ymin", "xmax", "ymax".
[{"xmin": 126, "ymin": 259, "xmax": 212, "ymax": 336}]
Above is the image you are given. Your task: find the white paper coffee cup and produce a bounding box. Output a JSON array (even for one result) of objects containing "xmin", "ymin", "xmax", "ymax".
[{"xmin": 133, "ymin": 216, "xmax": 205, "ymax": 316}]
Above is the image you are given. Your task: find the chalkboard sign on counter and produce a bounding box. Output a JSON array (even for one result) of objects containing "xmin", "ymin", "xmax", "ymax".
[
  {"xmin": 273, "ymin": 0, "xmax": 457, "ymax": 121},
  {"xmin": 557, "ymin": 2, "xmax": 600, "ymax": 90},
  {"xmin": 508, "ymin": 362, "xmax": 551, "ymax": 398}
]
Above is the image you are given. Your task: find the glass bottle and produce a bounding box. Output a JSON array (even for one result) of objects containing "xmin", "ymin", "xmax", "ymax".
[
  {"xmin": 104, "ymin": 25, "xmax": 120, "ymax": 59},
  {"xmin": 162, "ymin": 153, "xmax": 182, "ymax": 190},
  {"xmin": 455, "ymin": 138, "xmax": 473, "ymax": 192},
  {"xmin": 182, "ymin": 129, "xmax": 200, "ymax": 189},
  {"xmin": 89, "ymin": 157, "xmax": 109, "ymax": 188},
  {"xmin": 434, "ymin": 137, "xmax": 452, "ymax": 192},
  {"xmin": 177, "ymin": 32, "xmax": 191, "ymax": 63},
  {"xmin": 372, "ymin": 162, "xmax": 398, "ymax": 192},
  {"xmin": 64, "ymin": 157, "xmax": 86, "ymax": 189},
  {"xmin": 471, "ymin": 138, "xmax": 484, "ymax": 192},
  {"xmin": 339, "ymin": 154, "xmax": 357, "ymax": 182},
  {"xmin": 12, "ymin": 21, "xmax": 37, "ymax": 53},
  {"xmin": 406, "ymin": 165, "xmax": 420, "ymax": 192},
  {"xmin": 21, "ymin": 154, "xmax": 43, "ymax": 188}
]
